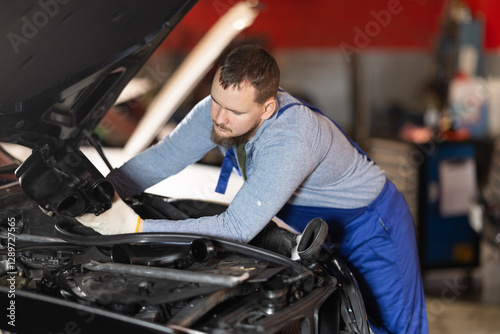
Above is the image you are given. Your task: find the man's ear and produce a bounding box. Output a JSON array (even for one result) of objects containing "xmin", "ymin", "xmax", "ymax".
[{"xmin": 261, "ymin": 97, "xmax": 277, "ymax": 120}]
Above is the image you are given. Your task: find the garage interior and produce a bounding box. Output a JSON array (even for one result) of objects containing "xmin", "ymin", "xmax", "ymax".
[{"xmin": 3, "ymin": 0, "xmax": 500, "ymax": 332}]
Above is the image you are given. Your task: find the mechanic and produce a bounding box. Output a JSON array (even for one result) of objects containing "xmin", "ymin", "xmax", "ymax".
[{"xmin": 79, "ymin": 45, "xmax": 428, "ymax": 334}]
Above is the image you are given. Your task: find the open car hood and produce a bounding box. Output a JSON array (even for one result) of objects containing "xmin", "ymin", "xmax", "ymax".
[
  {"xmin": 0, "ymin": 0, "xmax": 197, "ymax": 217},
  {"xmin": 0, "ymin": 0, "xmax": 197, "ymax": 150}
]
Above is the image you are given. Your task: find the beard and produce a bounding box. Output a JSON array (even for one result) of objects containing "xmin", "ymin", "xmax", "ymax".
[{"xmin": 210, "ymin": 120, "xmax": 261, "ymax": 149}]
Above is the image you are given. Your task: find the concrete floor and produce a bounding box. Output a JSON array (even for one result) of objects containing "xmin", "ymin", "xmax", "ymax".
[
  {"xmin": 425, "ymin": 241, "xmax": 500, "ymax": 334},
  {"xmin": 426, "ymin": 295, "xmax": 500, "ymax": 334}
]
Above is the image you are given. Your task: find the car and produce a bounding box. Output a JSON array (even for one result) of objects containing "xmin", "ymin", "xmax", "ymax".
[{"xmin": 0, "ymin": 1, "xmax": 371, "ymax": 333}]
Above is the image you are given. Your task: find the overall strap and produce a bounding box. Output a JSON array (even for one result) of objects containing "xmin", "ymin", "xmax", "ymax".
[
  {"xmin": 277, "ymin": 88, "xmax": 370, "ymax": 159},
  {"xmin": 277, "ymin": 102, "xmax": 303, "ymax": 117},
  {"xmin": 281, "ymin": 96, "xmax": 371, "ymax": 160},
  {"xmin": 215, "ymin": 147, "xmax": 240, "ymax": 194}
]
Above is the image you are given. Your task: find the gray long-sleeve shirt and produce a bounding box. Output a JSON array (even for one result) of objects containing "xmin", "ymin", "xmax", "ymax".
[{"xmin": 109, "ymin": 90, "xmax": 386, "ymax": 242}]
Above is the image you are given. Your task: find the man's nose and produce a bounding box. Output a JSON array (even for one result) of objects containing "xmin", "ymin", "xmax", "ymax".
[{"xmin": 215, "ymin": 108, "xmax": 229, "ymax": 124}]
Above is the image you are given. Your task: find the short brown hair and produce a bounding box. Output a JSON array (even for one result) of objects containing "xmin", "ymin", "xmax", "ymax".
[{"xmin": 217, "ymin": 45, "xmax": 280, "ymax": 105}]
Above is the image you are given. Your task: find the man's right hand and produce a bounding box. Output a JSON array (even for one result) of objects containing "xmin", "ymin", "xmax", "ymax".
[{"xmin": 75, "ymin": 194, "xmax": 142, "ymax": 234}]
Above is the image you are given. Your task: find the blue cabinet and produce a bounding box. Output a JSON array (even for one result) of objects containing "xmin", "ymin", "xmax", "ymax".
[{"xmin": 419, "ymin": 142, "xmax": 480, "ymax": 269}]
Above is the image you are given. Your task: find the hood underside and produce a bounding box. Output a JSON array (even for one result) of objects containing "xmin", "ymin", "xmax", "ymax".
[{"xmin": 0, "ymin": 0, "xmax": 197, "ymax": 149}]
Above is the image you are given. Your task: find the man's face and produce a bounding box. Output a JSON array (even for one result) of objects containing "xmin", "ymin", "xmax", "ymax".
[{"xmin": 210, "ymin": 70, "xmax": 273, "ymax": 147}]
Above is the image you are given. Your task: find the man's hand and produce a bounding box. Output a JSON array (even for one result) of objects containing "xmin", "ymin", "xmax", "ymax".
[{"xmin": 75, "ymin": 194, "xmax": 142, "ymax": 234}]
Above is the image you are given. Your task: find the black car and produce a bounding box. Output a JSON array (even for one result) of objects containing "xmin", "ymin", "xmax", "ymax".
[{"xmin": 0, "ymin": 1, "xmax": 370, "ymax": 333}]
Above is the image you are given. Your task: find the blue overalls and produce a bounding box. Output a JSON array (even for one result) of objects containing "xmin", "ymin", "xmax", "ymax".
[{"xmin": 215, "ymin": 99, "xmax": 428, "ymax": 334}]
